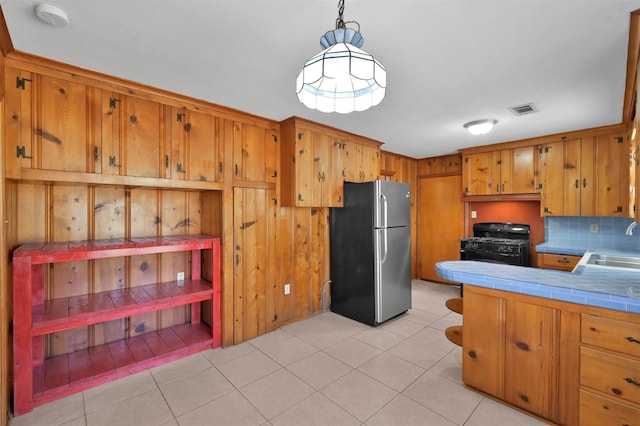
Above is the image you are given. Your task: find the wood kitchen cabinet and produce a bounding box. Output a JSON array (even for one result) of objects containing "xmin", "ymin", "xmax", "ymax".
[
  {"xmin": 280, "ymin": 116, "xmax": 381, "ymax": 207},
  {"xmin": 233, "ymin": 121, "xmax": 279, "ymax": 184},
  {"xmin": 463, "ymin": 286, "xmax": 563, "ymax": 423},
  {"xmin": 462, "ymin": 290, "xmax": 505, "ymax": 396},
  {"xmin": 101, "ymin": 93, "xmax": 164, "ymax": 178},
  {"xmin": 537, "ymin": 253, "xmax": 581, "ymax": 271},
  {"xmin": 539, "ymin": 134, "xmax": 629, "ymax": 216},
  {"xmin": 463, "ymin": 147, "xmax": 536, "ymax": 195},
  {"xmin": 462, "ymin": 152, "xmax": 491, "ymax": 195},
  {"xmin": 504, "ymin": 300, "xmax": 558, "ymax": 419},
  {"xmin": 579, "ymin": 314, "xmax": 640, "ymax": 425},
  {"xmin": 5, "ymin": 68, "xmax": 93, "ymax": 178},
  {"xmin": 168, "ymin": 107, "xmax": 224, "ymax": 183}
]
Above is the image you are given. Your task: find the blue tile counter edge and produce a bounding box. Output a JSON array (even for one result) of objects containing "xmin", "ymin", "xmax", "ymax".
[
  {"xmin": 436, "ymin": 260, "xmax": 640, "ymax": 314},
  {"xmin": 535, "ymin": 243, "xmax": 588, "ymax": 256}
]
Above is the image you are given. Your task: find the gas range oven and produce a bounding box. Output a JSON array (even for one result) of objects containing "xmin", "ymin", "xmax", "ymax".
[{"xmin": 460, "ymin": 222, "xmax": 531, "ymax": 266}]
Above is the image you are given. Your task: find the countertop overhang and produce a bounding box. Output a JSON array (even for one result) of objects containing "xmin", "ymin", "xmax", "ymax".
[{"xmin": 436, "ymin": 256, "xmax": 640, "ymax": 314}]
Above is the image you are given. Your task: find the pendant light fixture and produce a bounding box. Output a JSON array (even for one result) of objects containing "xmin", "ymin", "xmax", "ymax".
[{"xmin": 296, "ymin": 0, "xmax": 386, "ymax": 113}]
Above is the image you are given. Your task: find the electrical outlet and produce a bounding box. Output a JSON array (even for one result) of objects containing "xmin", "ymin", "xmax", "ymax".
[
  {"xmin": 284, "ymin": 283, "xmax": 291, "ymax": 295},
  {"xmin": 471, "ymin": 210, "xmax": 477, "ymax": 219},
  {"xmin": 177, "ymin": 271, "xmax": 185, "ymax": 281},
  {"xmin": 590, "ymin": 224, "xmax": 599, "ymax": 233}
]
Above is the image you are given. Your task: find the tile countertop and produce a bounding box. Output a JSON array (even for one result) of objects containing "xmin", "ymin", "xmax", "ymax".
[{"xmin": 436, "ymin": 253, "xmax": 640, "ymax": 314}]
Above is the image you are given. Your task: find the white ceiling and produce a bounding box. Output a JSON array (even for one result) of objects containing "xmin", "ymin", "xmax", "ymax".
[{"xmin": 2, "ymin": 1, "xmax": 640, "ymax": 159}]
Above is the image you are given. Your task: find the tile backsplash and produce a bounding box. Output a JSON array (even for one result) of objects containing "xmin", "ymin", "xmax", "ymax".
[{"xmin": 545, "ymin": 216, "xmax": 640, "ymax": 251}]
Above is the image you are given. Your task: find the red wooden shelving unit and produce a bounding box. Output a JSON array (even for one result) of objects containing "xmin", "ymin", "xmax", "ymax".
[{"xmin": 12, "ymin": 234, "xmax": 221, "ymax": 416}]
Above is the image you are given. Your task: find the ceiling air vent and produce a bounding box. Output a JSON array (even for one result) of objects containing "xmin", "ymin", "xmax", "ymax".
[{"xmin": 509, "ymin": 103, "xmax": 537, "ymax": 116}]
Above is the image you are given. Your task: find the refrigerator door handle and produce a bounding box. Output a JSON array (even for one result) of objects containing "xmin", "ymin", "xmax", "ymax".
[
  {"xmin": 380, "ymin": 229, "xmax": 388, "ymax": 264},
  {"xmin": 380, "ymin": 193, "xmax": 388, "ymax": 228}
]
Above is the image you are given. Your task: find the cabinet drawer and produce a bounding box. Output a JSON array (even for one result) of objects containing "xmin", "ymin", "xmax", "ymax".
[
  {"xmin": 538, "ymin": 253, "xmax": 580, "ymax": 271},
  {"xmin": 581, "ymin": 347, "xmax": 640, "ymax": 405},
  {"xmin": 580, "ymin": 389, "xmax": 640, "ymax": 426},
  {"xmin": 582, "ymin": 314, "xmax": 640, "ymax": 358}
]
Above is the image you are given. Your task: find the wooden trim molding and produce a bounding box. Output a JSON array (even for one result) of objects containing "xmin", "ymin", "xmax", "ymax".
[
  {"xmin": 623, "ymin": 9, "xmax": 640, "ymax": 124},
  {"xmin": 0, "ymin": 6, "xmax": 14, "ymax": 57}
]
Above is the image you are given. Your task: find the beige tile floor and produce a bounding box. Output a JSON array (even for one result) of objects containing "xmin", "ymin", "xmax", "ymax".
[{"xmin": 10, "ymin": 280, "xmax": 547, "ymax": 426}]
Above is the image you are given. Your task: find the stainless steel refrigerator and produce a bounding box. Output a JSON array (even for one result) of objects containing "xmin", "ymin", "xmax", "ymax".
[{"xmin": 330, "ymin": 180, "xmax": 412, "ymax": 326}]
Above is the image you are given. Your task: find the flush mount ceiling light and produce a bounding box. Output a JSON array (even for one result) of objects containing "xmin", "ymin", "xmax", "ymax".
[
  {"xmin": 34, "ymin": 3, "xmax": 69, "ymax": 26},
  {"xmin": 463, "ymin": 119, "xmax": 497, "ymax": 135},
  {"xmin": 296, "ymin": 0, "xmax": 386, "ymax": 114}
]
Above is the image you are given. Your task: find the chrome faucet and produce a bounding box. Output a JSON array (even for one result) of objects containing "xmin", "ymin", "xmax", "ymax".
[{"xmin": 626, "ymin": 221, "xmax": 638, "ymax": 235}]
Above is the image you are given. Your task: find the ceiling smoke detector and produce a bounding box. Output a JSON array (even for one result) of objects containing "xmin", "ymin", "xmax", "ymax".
[
  {"xmin": 509, "ymin": 103, "xmax": 537, "ymax": 116},
  {"xmin": 35, "ymin": 4, "xmax": 69, "ymax": 26}
]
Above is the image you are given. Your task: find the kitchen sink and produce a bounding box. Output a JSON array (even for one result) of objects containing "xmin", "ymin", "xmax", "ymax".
[{"xmin": 585, "ymin": 253, "xmax": 640, "ymax": 270}]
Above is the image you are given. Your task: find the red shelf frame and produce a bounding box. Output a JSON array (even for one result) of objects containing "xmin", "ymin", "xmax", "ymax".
[{"xmin": 12, "ymin": 235, "xmax": 221, "ymax": 416}]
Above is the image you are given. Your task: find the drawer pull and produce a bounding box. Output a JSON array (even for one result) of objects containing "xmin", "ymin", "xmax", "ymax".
[
  {"xmin": 626, "ymin": 336, "xmax": 640, "ymax": 344},
  {"xmin": 468, "ymin": 350, "xmax": 477, "ymax": 359},
  {"xmin": 612, "ymin": 388, "xmax": 623, "ymax": 396},
  {"xmin": 557, "ymin": 258, "xmax": 570, "ymax": 264},
  {"xmin": 519, "ymin": 393, "xmax": 529, "ymax": 403},
  {"xmin": 516, "ymin": 341, "xmax": 530, "ymax": 351},
  {"xmin": 624, "ymin": 377, "xmax": 640, "ymax": 387}
]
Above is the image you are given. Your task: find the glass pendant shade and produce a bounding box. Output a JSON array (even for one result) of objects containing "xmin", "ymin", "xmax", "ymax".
[{"xmin": 297, "ymin": 28, "xmax": 386, "ymax": 113}]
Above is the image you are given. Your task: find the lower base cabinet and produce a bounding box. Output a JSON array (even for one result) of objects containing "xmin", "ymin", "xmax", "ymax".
[
  {"xmin": 463, "ymin": 285, "xmax": 640, "ymax": 425},
  {"xmin": 463, "ymin": 287, "xmax": 559, "ymax": 422}
]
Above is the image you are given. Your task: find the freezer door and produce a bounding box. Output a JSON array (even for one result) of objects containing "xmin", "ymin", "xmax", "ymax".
[
  {"xmin": 374, "ymin": 181, "xmax": 411, "ymax": 228},
  {"xmin": 374, "ymin": 226, "xmax": 412, "ymax": 323}
]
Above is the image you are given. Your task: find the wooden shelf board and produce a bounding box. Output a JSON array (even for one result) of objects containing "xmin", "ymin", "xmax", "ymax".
[
  {"xmin": 32, "ymin": 279, "xmax": 213, "ymax": 335},
  {"xmin": 14, "ymin": 234, "xmax": 217, "ymax": 264},
  {"xmin": 32, "ymin": 323, "xmax": 214, "ymax": 407}
]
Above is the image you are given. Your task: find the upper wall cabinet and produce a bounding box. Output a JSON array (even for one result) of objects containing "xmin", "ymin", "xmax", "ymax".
[
  {"xmin": 538, "ymin": 133, "xmax": 629, "ymax": 217},
  {"xmin": 6, "ymin": 68, "xmax": 93, "ymax": 178},
  {"xmin": 280, "ymin": 117, "xmax": 381, "ymax": 207},
  {"xmin": 5, "ymin": 67, "xmax": 227, "ymax": 187},
  {"xmin": 168, "ymin": 108, "xmax": 224, "ymax": 183},
  {"xmin": 232, "ymin": 121, "xmax": 279, "ymax": 184},
  {"xmin": 102, "ymin": 93, "xmax": 164, "ymax": 178},
  {"xmin": 461, "ymin": 147, "xmax": 536, "ymax": 196}
]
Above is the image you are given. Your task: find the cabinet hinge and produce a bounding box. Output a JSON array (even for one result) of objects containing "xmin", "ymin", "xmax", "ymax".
[
  {"xmin": 298, "ymin": 133, "xmax": 304, "ymax": 140},
  {"xmin": 272, "ymin": 170, "xmax": 278, "ymax": 178},
  {"xmin": 616, "ymin": 136, "xmax": 624, "ymax": 144},
  {"xmin": 613, "ymin": 205, "xmax": 623, "ymax": 213},
  {"xmin": 272, "ymin": 135, "xmax": 278, "ymax": 143},
  {"xmin": 16, "ymin": 146, "xmax": 32, "ymax": 159},
  {"xmin": 109, "ymin": 156, "xmax": 121, "ymax": 167},
  {"xmin": 176, "ymin": 163, "xmax": 185, "ymax": 173},
  {"xmin": 272, "ymin": 198, "xmax": 278, "ymax": 205},
  {"xmin": 465, "ymin": 157, "xmax": 470, "ymax": 163},
  {"xmin": 109, "ymin": 98, "xmax": 120, "ymax": 109},
  {"xmin": 16, "ymin": 77, "xmax": 32, "ymax": 90},
  {"xmin": 176, "ymin": 113, "xmax": 186, "ymax": 122}
]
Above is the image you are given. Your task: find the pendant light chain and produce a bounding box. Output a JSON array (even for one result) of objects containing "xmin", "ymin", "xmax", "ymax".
[{"xmin": 336, "ymin": 0, "xmax": 345, "ymax": 29}]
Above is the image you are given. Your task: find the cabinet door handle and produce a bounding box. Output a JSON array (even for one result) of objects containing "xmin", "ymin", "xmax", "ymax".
[
  {"xmin": 519, "ymin": 394, "xmax": 529, "ymax": 403},
  {"xmin": 219, "ymin": 161, "xmax": 223, "ymax": 174},
  {"xmin": 235, "ymin": 164, "xmax": 239, "ymax": 176},
  {"xmin": 165, "ymin": 155, "xmax": 170, "ymax": 168},
  {"xmin": 625, "ymin": 336, "xmax": 640, "ymax": 344},
  {"xmin": 575, "ymin": 179, "xmax": 579, "ymax": 189},
  {"xmin": 94, "ymin": 146, "xmax": 99, "ymax": 162},
  {"xmin": 624, "ymin": 377, "xmax": 640, "ymax": 387},
  {"xmin": 583, "ymin": 178, "xmax": 587, "ymax": 188},
  {"xmin": 515, "ymin": 341, "xmax": 530, "ymax": 351},
  {"xmin": 468, "ymin": 350, "xmax": 477, "ymax": 359}
]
